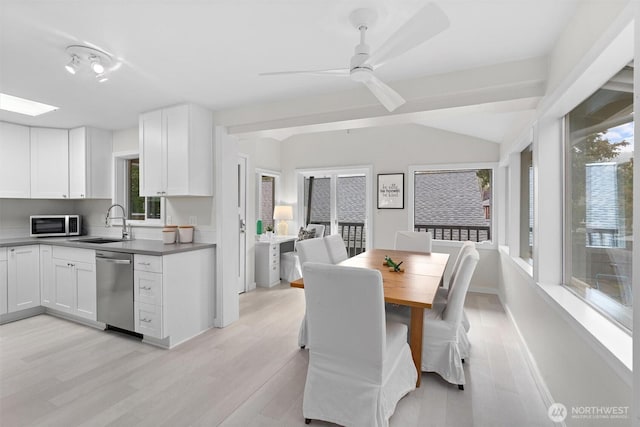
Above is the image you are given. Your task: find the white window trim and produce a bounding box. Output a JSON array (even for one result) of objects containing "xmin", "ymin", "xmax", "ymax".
[
  {"xmin": 295, "ymin": 165, "xmax": 373, "ymax": 250},
  {"xmin": 112, "ymin": 150, "xmax": 165, "ymax": 227},
  {"xmin": 408, "ymin": 162, "xmax": 498, "ymax": 249}
]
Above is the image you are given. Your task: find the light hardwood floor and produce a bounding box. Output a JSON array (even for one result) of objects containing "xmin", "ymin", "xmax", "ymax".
[{"xmin": 0, "ymin": 284, "xmax": 553, "ymax": 427}]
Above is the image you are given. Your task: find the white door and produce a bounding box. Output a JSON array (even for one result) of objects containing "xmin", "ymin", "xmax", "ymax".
[
  {"xmin": 75, "ymin": 261, "xmax": 97, "ymax": 320},
  {"xmin": 30, "ymin": 128, "xmax": 69, "ymax": 199},
  {"xmin": 7, "ymin": 245, "xmax": 40, "ymax": 312},
  {"xmin": 68, "ymin": 127, "xmax": 87, "ymax": 199},
  {"xmin": 237, "ymin": 155, "xmax": 247, "ymax": 293}
]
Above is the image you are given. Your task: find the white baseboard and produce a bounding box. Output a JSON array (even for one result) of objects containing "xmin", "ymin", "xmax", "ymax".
[
  {"xmin": 502, "ymin": 302, "xmax": 562, "ymax": 426},
  {"xmin": 0, "ymin": 306, "xmax": 44, "ymax": 324},
  {"xmin": 468, "ymin": 286, "xmax": 500, "ymax": 295},
  {"xmin": 44, "ymin": 308, "xmax": 106, "ymax": 330}
]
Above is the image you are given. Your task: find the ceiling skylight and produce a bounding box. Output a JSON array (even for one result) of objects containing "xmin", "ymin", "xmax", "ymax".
[{"xmin": 0, "ymin": 93, "xmax": 59, "ymax": 116}]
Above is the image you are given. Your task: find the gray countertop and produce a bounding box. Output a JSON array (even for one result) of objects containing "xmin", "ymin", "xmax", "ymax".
[{"xmin": 0, "ymin": 236, "xmax": 215, "ymax": 255}]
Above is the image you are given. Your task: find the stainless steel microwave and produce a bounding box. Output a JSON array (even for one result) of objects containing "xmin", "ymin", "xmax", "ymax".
[{"xmin": 30, "ymin": 215, "xmax": 81, "ymax": 237}]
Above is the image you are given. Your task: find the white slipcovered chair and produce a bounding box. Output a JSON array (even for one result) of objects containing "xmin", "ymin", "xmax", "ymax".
[
  {"xmin": 280, "ymin": 224, "xmax": 327, "ymax": 283},
  {"xmin": 296, "ymin": 238, "xmax": 332, "ymax": 348},
  {"xmin": 394, "ymin": 231, "xmax": 433, "ymax": 253},
  {"xmin": 301, "ymin": 262, "xmax": 417, "ymax": 426},
  {"xmin": 324, "ymin": 234, "xmax": 348, "ymax": 264},
  {"xmin": 386, "ymin": 248, "xmax": 479, "ymax": 388},
  {"xmin": 436, "ymin": 241, "xmax": 475, "ymax": 333}
]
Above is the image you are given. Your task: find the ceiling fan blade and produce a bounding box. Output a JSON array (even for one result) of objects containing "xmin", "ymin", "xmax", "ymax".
[
  {"xmin": 259, "ymin": 68, "xmax": 349, "ymax": 77},
  {"xmin": 366, "ymin": 3, "xmax": 450, "ymax": 68},
  {"xmin": 362, "ymin": 75, "xmax": 406, "ymax": 112}
]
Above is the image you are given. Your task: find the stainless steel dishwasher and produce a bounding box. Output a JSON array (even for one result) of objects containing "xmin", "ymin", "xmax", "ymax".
[{"xmin": 96, "ymin": 250, "xmax": 134, "ymax": 331}]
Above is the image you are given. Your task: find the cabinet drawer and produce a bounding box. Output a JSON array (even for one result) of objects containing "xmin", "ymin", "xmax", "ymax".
[
  {"xmin": 269, "ymin": 263, "xmax": 280, "ymax": 282},
  {"xmin": 135, "ymin": 301, "xmax": 164, "ymax": 339},
  {"xmin": 53, "ymin": 246, "xmax": 95, "ymax": 264},
  {"xmin": 270, "ymin": 244, "xmax": 279, "ymax": 257},
  {"xmin": 134, "ymin": 255, "xmax": 162, "ymax": 273},
  {"xmin": 0, "ymin": 248, "xmax": 6, "ymax": 261},
  {"xmin": 134, "ymin": 271, "xmax": 162, "ymax": 306}
]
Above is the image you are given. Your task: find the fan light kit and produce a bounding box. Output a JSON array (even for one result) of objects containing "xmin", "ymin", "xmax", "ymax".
[
  {"xmin": 260, "ymin": 2, "xmax": 450, "ymax": 112},
  {"xmin": 64, "ymin": 45, "xmax": 112, "ymax": 83}
]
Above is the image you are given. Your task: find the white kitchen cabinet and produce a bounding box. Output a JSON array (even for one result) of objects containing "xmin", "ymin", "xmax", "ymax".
[
  {"xmin": 134, "ymin": 254, "xmax": 165, "ymax": 338},
  {"xmin": 69, "ymin": 127, "xmax": 113, "ymax": 199},
  {"xmin": 30, "ymin": 127, "xmax": 69, "ymax": 199},
  {"xmin": 139, "ymin": 104, "xmax": 213, "ymax": 197},
  {"xmin": 49, "ymin": 247, "xmax": 97, "ymax": 320},
  {"xmin": 7, "ymin": 245, "xmax": 40, "ymax": 312},
  {"xmin": 0, "ymin": 122, "xmax": 31, "ymax": 198},
  {"xmin": 0, "ymin": 248, "xmax": 7, "ymax": 315}
]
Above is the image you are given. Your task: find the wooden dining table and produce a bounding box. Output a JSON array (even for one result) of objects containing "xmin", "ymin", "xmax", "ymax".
[{"xmin": 290, "ymin": 248, "xmax": 449, "ymax": 387}]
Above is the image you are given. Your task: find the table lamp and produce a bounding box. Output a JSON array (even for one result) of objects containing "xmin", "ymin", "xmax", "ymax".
[{"xmin": 273, "ymin": 205, "xmax": 293, "ymax": 236}]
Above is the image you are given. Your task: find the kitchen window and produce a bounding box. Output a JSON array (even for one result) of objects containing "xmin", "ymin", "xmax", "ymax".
[{"xmin": 113, "ymin": 152, "xmax": 163, "ymax": 225}]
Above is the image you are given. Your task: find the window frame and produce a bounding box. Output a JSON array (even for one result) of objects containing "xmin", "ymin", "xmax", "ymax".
[
  {"xmin": 408, "ymin": 162, "xmax": 498, "ymax": 249},
  {"xmin": 520, "ymin": 144, "xmax": 534, "ymax": 264},
  {"xmin": 112, "ymin": 151, "xmax": 164, "ymax": 226},
  {"xmin": 255, "ymin": 168, "xmax": 280, "ymax": 230}
]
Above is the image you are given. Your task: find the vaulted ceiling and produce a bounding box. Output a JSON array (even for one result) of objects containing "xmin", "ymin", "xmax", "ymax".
[{"xmin": 0, "ymin": 0, "xmax": 581, "ymax": 143}]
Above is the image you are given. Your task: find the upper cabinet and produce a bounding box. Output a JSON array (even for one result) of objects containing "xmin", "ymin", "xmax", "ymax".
[
  {"xmin": 139, "ymin": 104, "xmax": 213, "ymax": 197},
  {"xmin": 30, "ymin": 127, "xmax": 69, "ymax": 199},
  {"xmin": 0, "ymin": 123, "xmax": 113, "ymax": 200},
  {"xmin": 69, "ymin": 127, "xmax": 113, "ymax": 199},
  {"xmin": 0, "ymin": 122, "xmax": 31, "ymax": 198}
]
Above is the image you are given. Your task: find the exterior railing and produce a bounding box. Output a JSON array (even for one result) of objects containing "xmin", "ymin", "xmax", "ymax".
[
  {"xmin": 414, "ymin": 224, "xmax": 491, "ymax": 242},
  {"xmin": 585, "ymin": 227, "xmax": 619, "ymax": 247},
  {"xmin": 310, "ymin": 221, "xmax": 366, "ymax": 257}
]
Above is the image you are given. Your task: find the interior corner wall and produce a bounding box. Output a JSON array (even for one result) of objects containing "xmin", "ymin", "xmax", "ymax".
[{"xmin": 632, "ymin": 5, "xmax": 639, "ymax": 426}]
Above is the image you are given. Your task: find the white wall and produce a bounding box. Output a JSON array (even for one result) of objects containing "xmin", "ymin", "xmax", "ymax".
[
  {"xmin": 0, "ymin": 199, "xmax": 79, "ymax": 237},
  {"xmin": 279, "ymin": 124, "xmax": 501, "ymax": 292},
  {"xmin": 498, "ymin": 0, "xmax": 635, "ymax": 423}
]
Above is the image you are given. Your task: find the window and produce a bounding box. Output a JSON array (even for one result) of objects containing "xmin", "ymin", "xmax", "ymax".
[
  {"xmin": 256, "ymin": 170, "xmax": 279, "ymax": 231},
  {"xmin": 410, "ymin": 166, "xmax": 493, "ymax": 243},
  {"xmin": 113, "ymin": 152, "xmax": 163, "ymax": 225},
  {"xmin": 126, "ymin": 159, "xmax": 161, "ymax": 221},
  {"xmin": 565, "ymin": 65, "xmax": 633, "ymax": 330},
  {"xmin": 520, "ymin": 145, "xmax": 533, "ymax": 262},
  {"xmin": 298, "ymin": 167, "xmax": 372, "ymax": 256}
]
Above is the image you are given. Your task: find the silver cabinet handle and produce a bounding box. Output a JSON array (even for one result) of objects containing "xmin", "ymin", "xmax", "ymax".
[
  {"xmin": 141, "ymin": 318, "xmax": 152, "ymax": 323},
  {"xmin": 138, "ymin": 262, "xmax": 151, "ymax": 266},
  {"xmin": 140, "ymin": 286, "xmax": 152, "ymax": 290}
]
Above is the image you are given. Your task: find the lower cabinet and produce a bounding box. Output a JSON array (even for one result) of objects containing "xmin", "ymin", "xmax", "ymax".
[
  {"xmin": 42, "ymin": 246, "xmax": 97, "ymax": 321},
  {"xmin": 134, "ymin": 255, "xmax": 165, "ymax": 339},
  {"xmin": 7, "ymin": 245, "xmax": 40, "ymax": 312}
]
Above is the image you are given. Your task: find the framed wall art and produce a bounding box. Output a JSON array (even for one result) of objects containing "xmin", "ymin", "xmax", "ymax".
[{"xmin": 377, "ymin": 173, "xmax": 404, "ymax": 209}]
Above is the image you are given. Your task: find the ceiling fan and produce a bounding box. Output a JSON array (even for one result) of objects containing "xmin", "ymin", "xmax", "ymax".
[{"xmin": 260, "ymin": 3, "xmax": 450, "ymax": 112}]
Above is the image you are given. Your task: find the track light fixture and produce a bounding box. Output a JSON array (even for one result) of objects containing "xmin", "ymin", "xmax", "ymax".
[
  {"xmin": 65, "ymin": 55, "xmax": 80, "ymax": 75},
  {"xmin": 64, "ymin": 45, "xmax": 113, "ymax": 83}
]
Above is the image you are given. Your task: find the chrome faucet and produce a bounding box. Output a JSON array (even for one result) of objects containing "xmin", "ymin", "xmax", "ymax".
[{"xmin": 105, "ymin": 203, "xmax": 130, "ymax": 240}]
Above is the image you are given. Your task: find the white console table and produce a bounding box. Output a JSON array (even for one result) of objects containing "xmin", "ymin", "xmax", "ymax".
[{"xmin": 255, "ymin": 236, "xmax": 297, "ymax": 287}]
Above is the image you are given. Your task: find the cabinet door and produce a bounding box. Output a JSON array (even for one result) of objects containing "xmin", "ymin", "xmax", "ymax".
[
  {"xmin": 40, "ymin": 245, "xmax": 54, "ymax": 307},
  {"xmin": 0, "ymin": 248, "xmax": 7, "ymax": 315},
  {"xmin": 7, "ymin": 245, "xmax": 40, "ymax": 312},
  {"xmin": 30, "ymin": 128, "xmax": 69, "ymax": 198},
  {"xmin": 139, "ymin": 110, "xmax": 164, "ymax": 196},
  {"xmin": 75, "ymin": 261, "xmax": 96, "ymax": 320},
  {"xmin": 164, "ymin": 104, "xmax": 189, "ymax": 195},
  {"xmin": 0, "ymin": 122, "xmax": 30, "ymax": 198},
  {"xmin": 52, "ymin": 258, "xmax": 74, "ymax": 313},
  {"xmin": 68, "ymin": 127, "xmax": 87, "ymax": 199}
]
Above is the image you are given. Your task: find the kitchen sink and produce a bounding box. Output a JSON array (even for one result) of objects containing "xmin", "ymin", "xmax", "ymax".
[{"xmin": 75, "ymin": 237, "xmax": 125, "ymax": 244}]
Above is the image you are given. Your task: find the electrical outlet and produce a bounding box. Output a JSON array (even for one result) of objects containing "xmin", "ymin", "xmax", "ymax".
[{"xmin": 189, "ymin": 216, "xmax": 197, "ymax": 225}]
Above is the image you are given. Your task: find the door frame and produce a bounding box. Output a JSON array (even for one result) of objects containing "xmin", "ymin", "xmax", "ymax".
[{"xmin": 237, "ymin": 154, "xmax": 248, "ymax": 294}]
